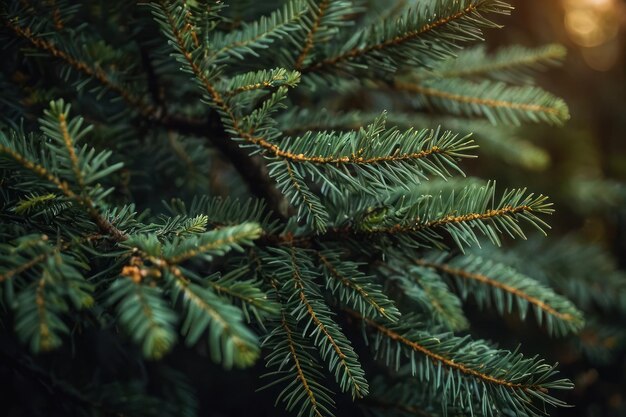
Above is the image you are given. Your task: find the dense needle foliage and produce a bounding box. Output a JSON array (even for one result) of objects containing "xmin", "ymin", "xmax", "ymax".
[{"xmin": 1, "ymin": 1, "xmax": 624, "ymax": 416}]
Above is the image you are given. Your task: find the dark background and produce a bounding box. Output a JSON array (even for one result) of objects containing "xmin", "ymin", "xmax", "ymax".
[
  {"xmin": 489, "ymin": 0, "xmax": 626, "ymax": 250},
  {"xmin": 474, "ymin": 1, "xmax": 626, "ymax": 416}
]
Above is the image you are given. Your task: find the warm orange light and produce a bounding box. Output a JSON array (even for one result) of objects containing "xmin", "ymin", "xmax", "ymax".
[
  {"xmin": 565, "ymin": 9, "xmax": 618, "ymax": 47},
  {"xmin": 561, "ymin": 0, "xmax": 622, "ymax": 70},
  {"xmin": 563, "ymin": 0, "xmax": 615, "ymax": 11}
]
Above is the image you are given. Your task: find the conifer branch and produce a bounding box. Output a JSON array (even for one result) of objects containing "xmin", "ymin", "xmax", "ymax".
[
  {"xmin": 0, "ymin": 1, "xmax": 583, "ymax": 415},
  {"xmin": 280, "ymin": 311, "xmax": 326, "ymax": 417},
  {"xmin": 425, "ymin": 205, "xmax": 531, "ymax": 228},
  {"xmin": 303, "ymin": 0, "xmax": 508, "ymax": 74},
  {"xmin": 0, "ymin": 144, "xmax": 73, "ymax": 197},
  {"xmin": 167, "ymin": 225, "xmax": 262, "ymax": 265},
  {"xmin": 349, "ymin": 309, "xmax": 524, "ymax": 389},
  {"xmin": 210, "ymin": 1, "xmax": 307, "ymax": 62},
  {"xmin": 117, "ymin": 227, "xmax": 262, "ymax": 365},
  {"xmin": 109, "ymin": 272, "xmax": 178, "ymax": 359},
  {"xmin": 169, "ymin": 268, "xmax": 258, "ymax": 367},
  {"xmin": 426, "ymin": 44, "xmax": 567, "ymax": 81},
  {"xmin": 5, "ymin": 13, "xmax": 287, "ymax": 217},
  {"xmin": 295, "ymin": 0, "xmax": 331, "ymax": 70},
  {"xmin": 318, "ymin": 253, "xmax": 385, "ymax": 317},
  {"xmin": 392, "ymin": 79, "xmax": 569, "ymax": 125},
  {"xmin": 158, "ymin": 1, "xmax": 462, "ymax": 168},
  {"xmin": 0, "ymin": 142, "xmax": 126, "ymax": 241},
  {"xmin": 56, "ymin": 111, "xmax": 84, "ymax": 188},
  {"xmin": 282, "ymin": 160, "xmax": 327, "ymax": 229},
  {"xmin": 345, "ymin": 309, "xmax": 572, "ymax": 416},
  {"xmin": 318, "ymin": 252, "xmax": 399, "ymax": 322},
  {"xmin": 396, "ymin": 81, "xmax": 562, "ymax": 117},
  {"xmin": 385, "ymin": 261, "xmax": 469, "ymax": 331},
  {"xmin": 261, "ymin": 279, "xmax": 335, "ymax": 417},
  {"xmin": 0, "ymin": 252, "xmax": 47, "ymax": 283},
  {"xmin": 371, "ymin": 204, "xmax": 534, "ymax": 234},
  {"xmin": 411, "ymin": 251, "xmax": 585, "ymax": 336},
  {"xmin": 156, "ymin": 1, "xmax": 291, "ymax": 217},
  {"xmin": 0, "ymin": 234, "xmax": 102, "ymax": 284},
  {"xmin": 206, "ymin": 274, "xmax": 280, "ymax": 319},
  {"xmin": 288, "ymin": 248, "xmax": 368, "ymax": 398},
  {"xmin": 14, "ymin": 272, "xmax": 69, "ymax": 353},
  {"xmin": 305, "ymin": 2, "xmax": 477, "ymax": 72},
  {"xmin": 417, "ymin": 259, "xmax": 574, "ymax": 321},
  {"xmin": 3, "ymin": 19, "xmax": 154, "ymax": 117}
]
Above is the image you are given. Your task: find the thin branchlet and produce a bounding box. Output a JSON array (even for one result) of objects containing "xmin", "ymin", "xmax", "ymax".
[
  {"xmin": 303, "ymin": 2, "xmax": 481, "ymax": 73},
  {"xmin": 394, "ymin": 82, "xmax": 563, "ymax": 116},
  {"xmin": 414, "ymin": 259, "xmax": 576, "ymax": 322}
]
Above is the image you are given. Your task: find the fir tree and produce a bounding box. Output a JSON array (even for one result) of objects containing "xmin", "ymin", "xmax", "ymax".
[{"xmin": 1, "ymin": 1, "xmax": 622, "ymax": 416}]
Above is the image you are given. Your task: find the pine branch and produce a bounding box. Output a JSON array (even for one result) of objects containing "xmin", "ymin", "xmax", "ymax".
[
  {"xmin": 282, "ymin": 247, "xmax": 369, "ymax": 399},
  {"xmin": 206, "ymin": 267, "xmax": 281, "ymax": 323},
  {"xmin": 347, "ymin": 309, "xmax": 573, "ymax": 417},
  {"xmin": 153, "ymin": 0, "xmax": 293, "ymax": 217},
  {"xmin": 271, "ymin": 159, "xmax": 329, "ymax": 231},
  {"xmin": 0, "ymin": 1, "xmax": 582, "ymax": 415},
  {"xmin": 5, "ymin": 11, "xmax": 288, "ymax": 218},
  {"xmin": 155, "ymin": 1, "xmax": 472, "ymax": 168},
  {"xmin": 0, "ymin": 234, "xmax": 100, "ymax": 284},
  {"xmin": 222, "ymin": 68, "xmax": 301, "ymax": 98},
  {"xmin": 303, "ymin": 0, "xmax": 511, "ymax": 75},
  {"xmin": 3, "ymin": 18, "xmax": 154, "ymax": 117},
  {"xmin": 115, "ymin": 223, "xmax": 263, "ymax": 366},
  {"xmin": 419, "ymin": 44, "xmax": 567, "ymax": 84},
  {"xmin": 261, "ymin": 306, "xmax": 335, "ymax": 417},
  {"xmin": 413, "ymin": 254, "xmax": 584, "ymax": 336},
  {"xmin": 269, "ymin": 114, "xmax": 476, "ymax": 231},
  {"xmin": 278, "ymin": 109, "xmax": 551, "ymax": 170},
  {"xmin": 0, "ymin": 127, "xmax": 127, "ymax": 241},
  {"xmin": 8, "ymin": 237, "xmax": 93, "ymax": 353},
  {"xmin": 384, "ymin": 262, "xmax": 468, "ymax": 331},
  {"xmin": 274, "ymin": 125, "xmax": 472, "ymax": 165},
  {"xmin": 107, "ymin": 275, "xmax": 178, "ymax": 359},
  {"xmin": 16, "ymin": 276, "xmax": 67, "ymax": 352},
  {"xmin": 210, "ymin": 1, "xmax": 308, "ymax": 62},
  {"xmin": 0, "ymin": 140, "xmax": 75, "ymax": 198},
  {"xmin": 317, "ymin": 250, "xmax": 400, "ymax": 322},
  {"xmin": 54, "ymin": 107, "xmax": 83, "ymax": 188},
  {"xmin": 167, "ymin": 265, "xmax": 260, "ymax": 369},
  {"xmin": 331, "ymin": 182, "xmax": 554, "ymax": 251},
  {"xmin": 393, "ymin": 79, "xmax": 569, "ymax": 125},
  {"xmin": 155, "ymin": 1, "xmax": 491, "ymax": 237},
  {"xmin": 0, "ymin": 251, "xmax": 48, "ymax": 283},
  {"xmin": 295, "ymin": 0, "xmax": 331, "ymax": 70},
  {"xmin": 163, "ymin": 223, "xmax": 262, "ymax": 264}
]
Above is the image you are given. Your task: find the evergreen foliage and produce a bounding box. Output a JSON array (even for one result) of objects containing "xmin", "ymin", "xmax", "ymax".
[{"xmin": 1, "ymin": 1, "xmax": 621, "ymax": 416}]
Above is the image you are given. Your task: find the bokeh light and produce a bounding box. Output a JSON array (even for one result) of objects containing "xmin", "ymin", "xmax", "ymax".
[{"xmin": 561, "ymin": 0, "xmax": 624, "ymax": 70}]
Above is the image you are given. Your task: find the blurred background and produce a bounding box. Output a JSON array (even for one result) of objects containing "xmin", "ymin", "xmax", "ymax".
[
  {"xmin": 474, "ymin": 0, "xmax": 626, "ymax": 415},
  {"xmin": 491, "ymin": 0, "xmax": 626, "ymax": 250}
]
